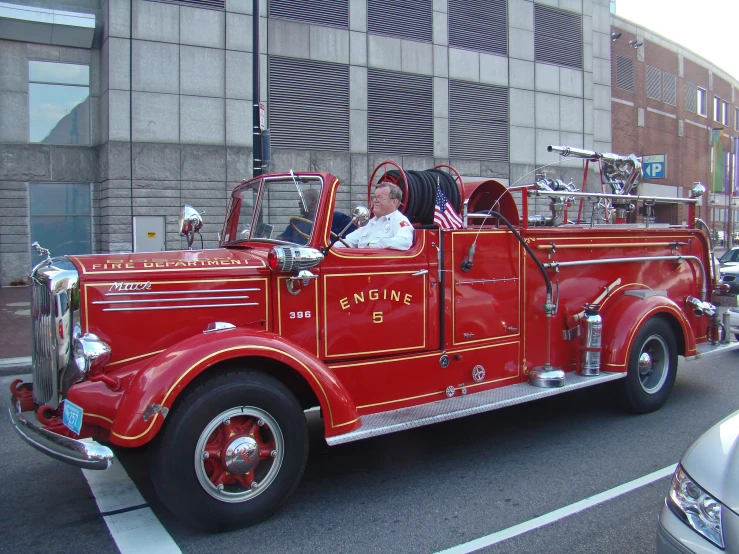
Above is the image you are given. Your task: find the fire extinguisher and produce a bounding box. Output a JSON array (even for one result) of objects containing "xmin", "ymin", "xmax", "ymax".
[{"xmin": 579, "ymin": 304, "xmax": 602, "ymax": 376}]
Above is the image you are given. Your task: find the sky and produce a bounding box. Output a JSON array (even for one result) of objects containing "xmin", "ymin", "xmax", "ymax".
[{"xmin": 615, "ymin": 0, "xmax": 739, "ymax": 82}]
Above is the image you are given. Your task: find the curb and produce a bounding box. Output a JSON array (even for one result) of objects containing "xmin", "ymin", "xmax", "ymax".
[{"xmin": 0, "ymin": 357, "xmax": 32, "ymax": 377}]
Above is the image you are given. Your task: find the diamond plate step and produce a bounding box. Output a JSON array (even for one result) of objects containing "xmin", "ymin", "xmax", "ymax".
[{"xmin": 327, "ymin": 371, "xmax": 627, "ymax": 445}]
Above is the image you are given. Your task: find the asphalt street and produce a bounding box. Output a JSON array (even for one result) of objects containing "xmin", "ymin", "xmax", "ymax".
[{"xmin": 3, "ymin": 348, "xmax": 739, "ymax": 553}]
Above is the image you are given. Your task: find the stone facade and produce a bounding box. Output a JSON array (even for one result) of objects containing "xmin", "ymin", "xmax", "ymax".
[{"xmin": 0, "ymin": 0, "xmax": 615, "ymax": 285}]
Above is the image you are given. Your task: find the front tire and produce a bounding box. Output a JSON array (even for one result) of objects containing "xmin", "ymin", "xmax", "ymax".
[
  {"xmin": 622, "ymin": 317, "xmax": 678, "ymax": 414},
  {"xmin": 149, "ymin": 370, "xmax": 309, "ymax": 532}
]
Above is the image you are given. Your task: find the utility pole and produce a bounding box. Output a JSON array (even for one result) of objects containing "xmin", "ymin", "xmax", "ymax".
[{"xmin": 252, "ymin": 0, "xmax": 263, "ymax": 177}]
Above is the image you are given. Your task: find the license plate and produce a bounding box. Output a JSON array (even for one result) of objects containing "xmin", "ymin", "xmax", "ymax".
[{"xmin": 63, "ymin": 400, "xmax": 84, "ymax": 435}]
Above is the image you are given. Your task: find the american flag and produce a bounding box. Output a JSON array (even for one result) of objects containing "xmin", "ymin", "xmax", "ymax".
[{"xmin": 433, "ymin": 183, "xmax": 463, "ymax": 229}]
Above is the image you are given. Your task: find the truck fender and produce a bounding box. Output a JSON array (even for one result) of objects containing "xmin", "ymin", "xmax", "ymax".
[
  {"xmin": 107, "ymin": 328, "xmax": 361, "ymax": 447},
  {"xmin": 599, "ymin": 293, "xmax": 696, "ymax": 371}
]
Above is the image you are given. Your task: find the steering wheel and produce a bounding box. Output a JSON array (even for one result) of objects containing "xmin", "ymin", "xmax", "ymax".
[
  {"xmin": 290, "ymin": 216, "xmax": 352, "ymax": 247},
  {"xmin": 289, "ymin": 216, "xmax": 313, "ymax": 239},
  {"xmin": 330, "ymin": 231, "xmax": 352, "ymax": 248}
]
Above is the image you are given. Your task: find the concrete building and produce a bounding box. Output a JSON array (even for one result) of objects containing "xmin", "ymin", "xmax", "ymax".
[
  {"xmin": 1, "ymin": 0, "xmax": 611, "ymax": 285},
  {"xmin": 610, "ymin": 15, "xmax": 739, "ymax": 239}
]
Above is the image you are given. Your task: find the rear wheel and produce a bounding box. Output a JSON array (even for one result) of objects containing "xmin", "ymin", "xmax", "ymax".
[
  {"xmin": 149, "ymin": 370, "xmax": 309, "ymax": 532},
  {"xmin": 622, "ymin": 317, "xmax": 678, "ymax": 414}
]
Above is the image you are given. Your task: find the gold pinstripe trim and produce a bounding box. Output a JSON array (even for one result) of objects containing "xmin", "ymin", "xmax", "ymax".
[
  {"xmin": 106, "ymin": 350, "xmax": 166, "ymax": 367},
  {"xmin": 322, "ymin": 271, "xmax": 428, "ymax": 358},
  {"xmin": 110, "ymin": 344, "xmax": 347, "ymax": 441},
  {"xmin": 356, "ymin": 341, "xmax": 520, "ymax": 409}
]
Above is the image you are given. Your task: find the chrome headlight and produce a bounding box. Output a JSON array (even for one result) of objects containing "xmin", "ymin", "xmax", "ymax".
[
  {"xmin": 667, "ymin": 465, "xmax": 724, "ymax": 549},
  {"xmin": 267, "ymin": 246, "xmax": 324, "ymax": 273},
  {"xmin": 73, "ymin": 326, "xmax": 112, "ymax": 375}
]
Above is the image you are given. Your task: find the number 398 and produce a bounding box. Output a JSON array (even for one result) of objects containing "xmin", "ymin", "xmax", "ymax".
[{"xmin": 289, "ymin": 311, "xmax": 311, "ymax": 319}]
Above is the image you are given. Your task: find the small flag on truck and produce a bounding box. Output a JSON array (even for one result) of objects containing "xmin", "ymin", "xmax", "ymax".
[{"xmin": 433, "ymin": 178, "xmax": 463, "ymax": 229}]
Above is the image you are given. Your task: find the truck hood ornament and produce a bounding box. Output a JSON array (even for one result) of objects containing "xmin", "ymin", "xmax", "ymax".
[{"xmin": 31, "ymin": 241, "xmax": 52, "ymax": 265}]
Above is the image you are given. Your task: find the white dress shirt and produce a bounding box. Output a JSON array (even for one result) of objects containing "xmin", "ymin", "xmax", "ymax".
[{"xmin": 336, "ymin": 210, "xmax": 414, "ymax": 250}]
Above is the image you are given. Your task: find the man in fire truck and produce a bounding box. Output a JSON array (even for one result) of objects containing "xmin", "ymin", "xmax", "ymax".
[{"xmin": 335, "ymin": 182, "xmax": 413, "ymax": 250}]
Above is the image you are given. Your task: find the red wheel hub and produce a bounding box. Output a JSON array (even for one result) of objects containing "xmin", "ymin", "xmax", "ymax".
[{"xmin": 202, "ymin": 415, "xmax": 276, "ymax": 491}]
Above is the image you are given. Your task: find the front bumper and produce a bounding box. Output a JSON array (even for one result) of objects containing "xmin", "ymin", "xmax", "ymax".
[{"xmin": 9, "ymin": 393, "xmax": 114, "ymax": 470}]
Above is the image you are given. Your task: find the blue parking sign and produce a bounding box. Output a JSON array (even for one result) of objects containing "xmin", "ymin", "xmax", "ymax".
[
  {"xmin": 63, "ymin": 399, "xmax": 84, "ymax": 435},
  {"xmin": 643, "ymin": 155, "xmax": 666, "ymax": 179}
]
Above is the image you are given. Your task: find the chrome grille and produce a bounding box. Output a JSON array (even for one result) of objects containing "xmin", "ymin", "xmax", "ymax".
[
  {"xmin": 32, "ymin": 280, "xmax": 57, "ymax": 405},
  {"xmin": 30, "ymin": 257, "xmax": 79, "ymax": 408}
]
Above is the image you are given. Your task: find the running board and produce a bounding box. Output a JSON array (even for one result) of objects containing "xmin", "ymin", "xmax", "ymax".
[
  {"xmin": 326, "ymin": 371, "xmax": 626, "ymax": 446},
  {"xmin": 687, "ymin": 340, "xmax": 739, "ymax": 359}
]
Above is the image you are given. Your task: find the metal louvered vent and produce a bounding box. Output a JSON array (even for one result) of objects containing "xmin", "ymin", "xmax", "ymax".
[
  {"xmin": 368, "ymin": 68, "xmax": 433, "ymax": 156},
  {"xmin": 449, "ymin": 80, "xmax": 508, "ymax": 162},
  {"xmin": 646, "ymin": 65, "xmax": 661, "ymax": 101},
  {"xmin": 534, "ymin": 5, "xmax": 582, "ymax": 70},
  {"xmin": 615, "ymin": 55, "xmax": 634, "ymax": 92},
  {"xmin": 368, "ymin": 0, "xmax": 433, "ymax": 43},
  {"xmin": 145, "ymin": 0, "xmax": 224, "ymax": 10},
  {"xmin": 663, "ymin": 72, "xmax": 676, "ymax": 106},
  {"xmin": 685, "ymin": 81, "xmax": 697, "ymax": 113},
  {"xmin": 449, "ymin": 0, "xmax": 507, "ymax": 56},
  {"xmin": 269, "ymin": 57, "xmax": 350, "ymax": 151},
  {"xmin": 269, "ymin": 0, "xmax": 348, "ymax": 28}
]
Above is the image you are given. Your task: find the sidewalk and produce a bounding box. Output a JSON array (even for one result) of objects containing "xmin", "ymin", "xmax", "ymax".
[{"xmin": 0, "ymin": 286, "xmax": 32, "ymax": 376}]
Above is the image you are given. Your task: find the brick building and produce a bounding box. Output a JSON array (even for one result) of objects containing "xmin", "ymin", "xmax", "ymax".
[{"xmin": 611, "ymin": 14, "xmax": 738, "ymax": 239}]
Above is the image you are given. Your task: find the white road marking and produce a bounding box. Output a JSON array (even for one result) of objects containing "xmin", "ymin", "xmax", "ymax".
[
  {"xmin": 82, "ymin": 461, "xmax": 181, "ymax": 554},
  {"xmin": 436, "ymin": 464, "xmax": 677, "ymax": 554}
]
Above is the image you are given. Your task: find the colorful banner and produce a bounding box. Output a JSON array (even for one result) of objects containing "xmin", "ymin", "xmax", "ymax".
[{"xmin": 712, "ymin": 129, "xmax": 724, "ymax": 193}]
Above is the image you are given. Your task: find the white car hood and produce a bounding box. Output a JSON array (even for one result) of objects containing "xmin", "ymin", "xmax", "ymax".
[{"xmin": 682, "ymin": 410, "xmax": 739, "ymax": 513}]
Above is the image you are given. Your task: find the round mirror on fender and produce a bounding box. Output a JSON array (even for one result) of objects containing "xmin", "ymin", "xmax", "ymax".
[{"xmin": 179, "ymin": 204, "xmax": 203, "ymax": 249}]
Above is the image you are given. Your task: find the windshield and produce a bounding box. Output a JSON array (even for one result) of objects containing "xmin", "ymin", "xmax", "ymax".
[{"xmin": 222, "ymin": 175, "xmax": 324, "ymax": 246}]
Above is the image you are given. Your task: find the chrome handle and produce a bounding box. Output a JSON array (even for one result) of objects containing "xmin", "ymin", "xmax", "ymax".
[{"xmin": 412, "ymin": 269, "xmax": 428, "ymax": 277}]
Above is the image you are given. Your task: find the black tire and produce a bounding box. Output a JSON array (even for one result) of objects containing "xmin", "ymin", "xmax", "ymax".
[
  {"xmin": 735, "ymin": 333, "xmax": 739, "ymax": 342},
  {"xmin": 622, "ymin": 317, "xmax": 678, "ymax": 414},
  {"xmin": 149, "ymin": 370, "xmax": 309, "ymax": 532}
]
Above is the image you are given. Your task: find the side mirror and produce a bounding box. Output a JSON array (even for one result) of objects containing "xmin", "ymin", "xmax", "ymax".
[
  {"xmin": 352, "ymin": 205, "xmax": 371, "ymax": 227},
  {"xmin": 179, "ymin": 204, "xmax": 203, "ymax": 249},
  {"xmin": 320, "ymin": 205, "xmax": 371, "ymax": 255}
]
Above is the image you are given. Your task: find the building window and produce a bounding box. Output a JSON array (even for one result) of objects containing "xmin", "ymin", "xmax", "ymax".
[
  {"xmin": 685, "ymin": 81, "xmax": 697, "ymax": 113},
  {"xmin": 449, "ymin": 80, "xmax": 508, "ymax": 162},
  {"xmin": 368, "ymin": 0, "xmax": 432, "ymax": 43},
  {"xmin": 269, "ymin": 0, "xmax": 348, "ymax": 28},
  {"xmin": 534, "ymin": 5, "xmax": 583, "ymax": 70},
  {"xmin": 368, "ymin": 68, "xmax": 433, "ymax": 156},
  {"xmin": 449, "ymin": 0, "xmax": 507, "ymax": 56},
  {"xmin": 646, "ymin": 65, "xmax": 661, "ymax": 101},
  {"xmin": 615, "ymin": 55, "xmax": 634, "ymax": 92},
  {"xmin": 735, "ymin": 107, "xmax": 739, "ymax": 132},
  {"xmin": 697, "ymin": 87, "xmax": 707, "ymax": 117},
  {"xmin": 722, "ymin": 101, "xmax": 729, "ymax": 126},
  {"xmin": 29, "ymin": 183, "xmax": 92, "ymax": 267},
  {"xmin": 29, "ymin": 61, "xmax": 90, "ymax": 145},
  {"xmin": 714, "ymin": 96, "xmax": 721, "ymax": 122},
  {"xmin": 663, "ymin": 72, "xmax": 676, "ymax": 106},
  {"xmin": 268, "ymin": 57, "xmax": 350, "ymax": 151}
]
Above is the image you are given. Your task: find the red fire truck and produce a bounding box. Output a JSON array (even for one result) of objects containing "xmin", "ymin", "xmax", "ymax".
[{"xmin": 9, "ymin": 146, "xmax": 734, "ymax": 531}]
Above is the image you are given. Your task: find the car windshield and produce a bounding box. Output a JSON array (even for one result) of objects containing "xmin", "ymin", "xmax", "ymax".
[
  {"xmin": 221, "ymin": 175, "xmax": 324, "ymax": 246},
  {"xmin": 719, "ymin": 248, "xmax": 737, "ymax": 263}
]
